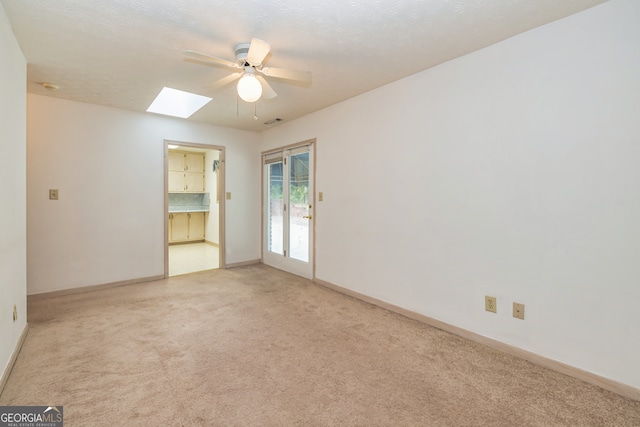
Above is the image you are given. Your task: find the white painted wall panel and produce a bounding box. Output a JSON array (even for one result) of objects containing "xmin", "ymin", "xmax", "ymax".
[
  {"xmin": 27, "ymin": 95, "xmax": 260, "ymax": 294},
  {"xmin": 260, "ymin": 0, "xmax": 640, "ymax": 389},
  {"xmin": 0, "ymin": 3, "xmax": 27, "ymax": 383}
]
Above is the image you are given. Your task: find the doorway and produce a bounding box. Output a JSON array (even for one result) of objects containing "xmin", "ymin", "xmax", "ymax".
[
  {"xmin": 165, "ymin": 141, "xmax": 225, "ymax": 277},
  {"xmin": 262, "ymin": 140, "xmax": 315, "ymax": 279}
]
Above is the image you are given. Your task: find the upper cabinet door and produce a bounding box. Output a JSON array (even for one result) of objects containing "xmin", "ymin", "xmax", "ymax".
[
  {"xmin": 168, "ymin": 151, "xmax": 206, "ymax": 192},
  {"xmin": 184, "ymin": 171, "xmax": 205, "ymax": 192},
  {"xmin": 185, "ymin": 153, "xmax": 205, "ymax": 173},
  {"xmin": 168, "ymin": 171, "xmax": 185, "ymax": 192},
  {"xmin": 168, "ymin": 151, "xmax": 185, "ymax": 171}
]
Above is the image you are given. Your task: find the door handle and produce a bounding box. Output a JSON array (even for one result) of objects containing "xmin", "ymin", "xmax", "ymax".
[{"xmin": 303, "ymin": 215, "xmax": 312, "ymax": 219}]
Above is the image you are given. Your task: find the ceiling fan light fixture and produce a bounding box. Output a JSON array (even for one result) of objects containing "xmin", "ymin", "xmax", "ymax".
[
  {"xmin": 184, "ymin": 38, "xmax": 311, "ymax": 109},
  {"xmin": 237, "ymin": 73, "xmax": 262, "ymax": 103}
]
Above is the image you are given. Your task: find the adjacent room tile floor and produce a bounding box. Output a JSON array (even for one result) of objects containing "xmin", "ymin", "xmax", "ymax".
[{"xmin": 168, "ymin": 242, "xmax": 219, "ymax": 276}]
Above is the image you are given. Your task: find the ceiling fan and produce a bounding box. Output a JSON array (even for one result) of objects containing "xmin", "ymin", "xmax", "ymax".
[{"xmin": 183, "ymin": 38, "xmax": 312, "ymax": 103}]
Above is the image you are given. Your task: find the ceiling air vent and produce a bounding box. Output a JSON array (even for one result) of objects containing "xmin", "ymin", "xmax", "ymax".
[{"xmin": 264, "ymin": 118, "xmax": 283, "ymax": 126}]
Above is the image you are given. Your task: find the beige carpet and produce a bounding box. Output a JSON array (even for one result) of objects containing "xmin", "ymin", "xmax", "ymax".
[{"xmin": 1, "ymin": 265, "xmax": 639, "ymax": 426}]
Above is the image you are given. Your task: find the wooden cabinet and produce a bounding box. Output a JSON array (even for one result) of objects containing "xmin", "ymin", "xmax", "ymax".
[
  {"xmin": 168, "ymin": 171, "xmax": 186, "ymax": 192},
  {"xmin": 168, "ymin": 151, "xmax": 185, "ymax": 171},
  {"xmin": 168, "ymin": 151, "xmax": 205, "ymax": 192},
  {"xmin": 188, "ymin": 211, "xmax": 205, "ymax": 239},
  {"xmin": 185, "ymin": 153, "xmax": 204, "ymax": 173},
  {"xmin": 169, "ymin": 212, "xmax": 189, "ymax": 242},
  {"xmin": 184, "ymin": 172, "xmax": 205, "ymax": 192},
  {"xmin": 169, "ymin": 212, "xmax": 205, "ymax": 243},
  {"xmin": 184, "ymin": 153, "xmax": 205, "ymax": 192}
]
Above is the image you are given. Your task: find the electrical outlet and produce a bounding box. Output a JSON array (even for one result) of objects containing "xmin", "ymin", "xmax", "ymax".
[
  {"xmin": 513, "ymin": 302, "xmax": 525, "ymax": 320},
  {"xmin": 13, "ymin": 305, "xmax": 18, "ymax": 322},
  {"xmin": 485, "ymin": 296, "xmax": 497, "ymax": 313},
  {"xmin": 49, "ymin": 189, "xmax": 59, "ymax": 200}
]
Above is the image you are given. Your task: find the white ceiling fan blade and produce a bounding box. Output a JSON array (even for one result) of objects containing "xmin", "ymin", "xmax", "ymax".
[
  {"xmin": 207, "ymin": 72, "xmax": 242, "ymax": 93},
  {"xmin": 246, "ymin": 38, "xmax": 271, "ymax": 66},
  {"xmin": 183, "ymin": 50, "xmax": 241, "ymax": 69},
  {"xmin": 259, "ymin": 67, "xmax": 311, "ymax": 84},
  {"xmin": 256, "ymin": 76, "xmax": 277, "ymax": 99}
]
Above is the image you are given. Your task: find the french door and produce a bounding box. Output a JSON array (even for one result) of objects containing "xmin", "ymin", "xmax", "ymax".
[{"xmin": 262, "ymin": 143, "xmax": 314, "ymax": 279}]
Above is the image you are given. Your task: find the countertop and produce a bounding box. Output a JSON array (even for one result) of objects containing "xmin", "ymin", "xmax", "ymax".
[{"xmin": 168, "ymin": 206, "xmax": 209, "ymax": 213}]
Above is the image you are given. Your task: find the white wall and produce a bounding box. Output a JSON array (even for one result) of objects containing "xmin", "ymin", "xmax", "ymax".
[
  {"xmin": 205, "ymin": 149, "xmax": 220, "ymax": 244},
  {"xmin": 260, "ymin": 0, "xmax": 640, "ymax": 389},
  {"xmin": 0, "ymin": 3, "xmax": 27, "ymax": 383},
  {"xmin": 27, "ymin": 95, "xmax": 260, "ymax": 294}
]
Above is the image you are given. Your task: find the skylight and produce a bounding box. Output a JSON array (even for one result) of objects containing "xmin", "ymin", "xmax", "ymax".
[{"xmin": 146, "ymin": 87, "xmax": 212, "ymax": 118}]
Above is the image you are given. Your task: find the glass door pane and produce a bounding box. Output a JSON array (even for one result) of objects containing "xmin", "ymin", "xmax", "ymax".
[
  {"xmin": 267, "ymin": 162, "xmax": 283, "ymax": 255},
  {"xmin": 288, "ymin": 152, "xmax": 309, "ymax": 262},
  {"xmin": 262, "ymin": 143, "xmax": 313, "ymax": 279}
]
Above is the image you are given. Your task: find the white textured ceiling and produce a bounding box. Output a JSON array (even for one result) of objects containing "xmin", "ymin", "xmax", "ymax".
[{"xmin": 2, "ymin": 0, "xmax": 607, "ymax": 132}]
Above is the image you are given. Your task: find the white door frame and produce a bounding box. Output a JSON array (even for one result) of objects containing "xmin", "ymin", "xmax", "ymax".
[
  {"xmin": 164, "ymin": 140, "xmax": 226, "ymax": 278},
  {"xmin": 261, "ymin": 139, "xmax": 316, "ymax": 279}
]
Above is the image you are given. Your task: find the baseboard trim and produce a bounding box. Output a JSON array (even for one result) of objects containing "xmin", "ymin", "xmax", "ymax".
[
  {"xmin": 313, "ymin": 278, "xmax": 640, "ymax": 402},
  {"xmin": 27, "ymin": 275, "xmax": 165, "ymax": 301},
  {"xmin": 225, "ymin": 259, "xmax": 261, "ymax": 268},
  {"xmin": 0, "ymin": 323, "xmax": 28, "ymax": 396},
  {"xmin": 169, "ymin": 240, "xmax": 205, "ymax": 246},
  {"xmin": 204, "ymin": 240, "xmax": 219, "ymax": 247}
]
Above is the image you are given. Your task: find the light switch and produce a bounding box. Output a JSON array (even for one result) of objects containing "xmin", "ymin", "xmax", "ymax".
[
  {"xmin": 49, "ymin": 189, "xmax": 59, "ymax": 200},
  {"xmin": 226, "ymin": 192, "xmax": 231, "ymax": 200},
  {"xmin": 318, "ymin": 192, "xmax": 324, "ymax": 202}
]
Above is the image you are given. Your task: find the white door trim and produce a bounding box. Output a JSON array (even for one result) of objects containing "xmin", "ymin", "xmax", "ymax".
[{"xmin": 261, "ymin": 139, "xmax": 316, "ymax": 280}]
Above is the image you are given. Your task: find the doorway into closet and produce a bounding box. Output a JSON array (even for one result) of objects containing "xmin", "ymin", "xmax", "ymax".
[{"xmin": 165, "ymin": 141, "xmax": 225, "ymax": 277}]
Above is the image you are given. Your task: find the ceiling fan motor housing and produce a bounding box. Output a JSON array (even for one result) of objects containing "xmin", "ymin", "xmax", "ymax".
[{"xmin": 234, "ymin": 43, "xmax": 251, "ymax": 65}]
